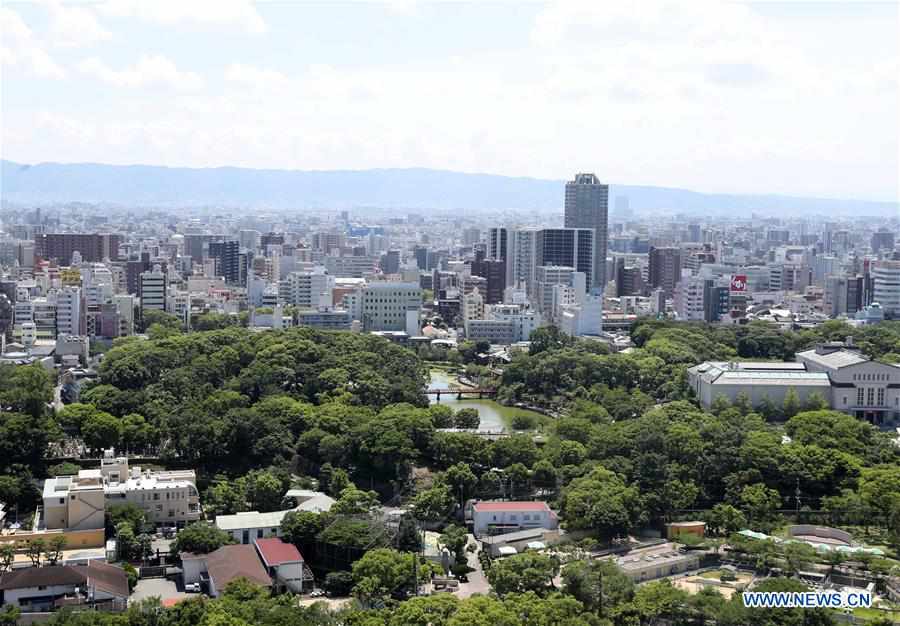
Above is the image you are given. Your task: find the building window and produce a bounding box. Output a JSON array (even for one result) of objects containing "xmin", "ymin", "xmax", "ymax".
[
  {"xmin": 857, "ymin": 388, "xmax": 865, "ymax": 405},
  {"xmin": 168, "ymin": 510, "xmax": 175, "ymax": 518},
  {"xmin": 153, "ymin": 493, "xmax": 160, "ymax": 501},
  {"xmin": 877, "ymin": 388, "xmax": 885, "ymax": 406},
  {"xmin": 867, "ymin": 388, "xmax": 875, "ymax": 406},
  {"xmin": 257, "ymin": 529, "xmax": 264, "ymax": 538},
  {"xmin": 156, "ymin": 505, "xmax": 162, "ymax": 512}
]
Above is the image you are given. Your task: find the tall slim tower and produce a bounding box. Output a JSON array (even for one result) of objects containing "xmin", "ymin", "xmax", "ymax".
[{"xmin": 565, "ymin": 173, "xmax": 609, "ymax": 289}]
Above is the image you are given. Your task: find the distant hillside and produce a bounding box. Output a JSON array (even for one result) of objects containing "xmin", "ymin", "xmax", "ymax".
[{"xmin": 1, "ymin": 159, "xmax": 896, "ymax": 216}]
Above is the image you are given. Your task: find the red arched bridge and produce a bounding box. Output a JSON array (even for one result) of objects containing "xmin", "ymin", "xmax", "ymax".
[{"xmin": 426, "ymin": 388, "xmax": 498, "ymax": 400}]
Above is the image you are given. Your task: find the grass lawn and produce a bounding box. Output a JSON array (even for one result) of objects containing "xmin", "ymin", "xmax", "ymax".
[
  {"xmin": 698, "ymin": 570, "xmax": 725, "ymax": 579},
  {"xmin": 852, "ymin": 607, "xmax": 900, "ymax": 622}
]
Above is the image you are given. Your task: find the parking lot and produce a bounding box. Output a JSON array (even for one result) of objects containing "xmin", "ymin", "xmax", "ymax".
[{"xmin": 130, "ymin": 578, "xmax": 191, "ymax": 605}]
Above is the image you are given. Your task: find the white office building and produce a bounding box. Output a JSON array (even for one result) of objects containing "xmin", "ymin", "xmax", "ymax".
[
  {"xmin": 279, "ymin": 267, "xmax": 335, "ymax": 308},
  {"xmin": 356, "ymin": 282, "xmax": 422, "ymax": 332},
  {"xmin": 55, "ymin": 287, "xmax": 83, "ymax": 337},
  {"xmin": 139, "ymin": 266, "xmax": 166, "ymax": 311},
  {"xmin": 674, "ymin": 275, "xmax": 706, "ymax": 321},
  {"xmin": 872, "ymin": 260, "xmax": 900, "ymax": 318}
]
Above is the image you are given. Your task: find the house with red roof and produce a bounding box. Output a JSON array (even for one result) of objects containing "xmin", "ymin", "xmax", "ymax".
[
  {"xmin": 254, "ymin": 537, "xmax": 308, "ymax": 594},
  {"xmin": 471, "ymin": 501, "xmax": 558, "ymax": 537}
]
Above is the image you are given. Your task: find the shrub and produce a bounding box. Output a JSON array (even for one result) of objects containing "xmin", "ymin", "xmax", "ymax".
[
  {"xmin": 511, "ymin": 414, "xmax": 537, "ymax": 431},
  {"xmin": 324, "ymin": 571, "xmax": 354, "ymax": 596}
]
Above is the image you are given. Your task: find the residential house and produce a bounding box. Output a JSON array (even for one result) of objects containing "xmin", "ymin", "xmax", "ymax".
[
  {"xmin": 471, "ymin": 501, "xmax": 558, "ymax": 537},
  {"xmin": 182, "ymin": 544, "xmax": 271, "ymax": 598},
  {"xmin": 0, "ymin": 561, "xmax": 128, "ymax": 612},
  {"xmin": 254, "ymin": 538, "xmax": 309, "ymax": 594}
]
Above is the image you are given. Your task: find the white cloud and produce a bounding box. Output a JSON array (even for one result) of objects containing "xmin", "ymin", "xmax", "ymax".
[
  {"xmin": 41, "ymin": 0, "xmax": 112, "ymax": 48},
  {"xmin": 3, "ymin": 3, "xmax": 896, "ymax": 200},
  {"xmin": 99, "ymin": 0, "xmax": 266, "ymax": 34},
  {"xmin": 224, "ymin": 63, "xmax": 290, "ymax": 90},
  {"xmin": 0, "ymin": 7, "xmax": 66, "ymax": 78},
  {"xmin": 78, "ymin": 54, "xmax": 203, "ymax": 90}
]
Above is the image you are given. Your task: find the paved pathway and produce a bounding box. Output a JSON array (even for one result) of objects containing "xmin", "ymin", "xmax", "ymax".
[{"xmin": 456, "ymin": 534, "xmax": 490, "ymax": 598}]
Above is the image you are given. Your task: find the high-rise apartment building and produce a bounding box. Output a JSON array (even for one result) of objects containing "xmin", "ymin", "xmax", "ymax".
[
  {"xmin": 509, "ymin": 228, "xmax": 538, "ymax": 294},
  {"xmin": 35, "ymin": 233, "xmax": 122, "ymax": 264},
  {"xmin": 481, "ymin": 259, "xmax": 506, "ymax": 305},
  {"xmin": 564, "ymin": 173, "xmax": 608, "ymax": 289},
  {"xmin": 279, "ymin": 268, "xmax": 335, "ymax": 309},
  {"xmin": 648, "ymin": 246, "xmax": 683, "ymax": 296},
  {"xmin": 674, "ymin": 276, "xmax": 706, "ymax": 321},
  {"xmin": 139, "ymin": 266, "xmax": 166, "ymax": 311},
  {"xmin": 55, "ymin": 286, "xmax": 84, "ymax": 337},
  {"xmin": 208, "ymin": 240, "xmax": 242, "ymax": 285}
]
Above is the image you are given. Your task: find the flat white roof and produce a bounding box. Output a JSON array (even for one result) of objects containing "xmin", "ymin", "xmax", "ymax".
[
  {"xmin": 797, "ymin": 348, "xmax": 867, "ymax": 370},
  {"xmin": 215, "ymin": 510, "xmax": 289, "ymax": 531}
]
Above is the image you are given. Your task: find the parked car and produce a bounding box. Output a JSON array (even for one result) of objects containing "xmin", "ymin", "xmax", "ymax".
[
  {"xmin": 185, "ymin": 583, "xmax": 201, "ymax": 593},
  {"xmin": 309, "ymin": 588, "xmax": 325, "ymax": 598}
]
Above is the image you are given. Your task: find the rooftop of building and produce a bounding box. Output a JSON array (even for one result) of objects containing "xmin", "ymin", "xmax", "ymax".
[
  {"xmin": 282, "ymin": 490, "xmax": 335, "ymax": 513},
  {"xmin": 796, "ymin": 346, "xmax": 868, "ymax": 370},
  {"xmin": 615, "ymin": 545, "xmax": 698, "ymax": 572},
  {"xmin": 689, "ymin": 361, "xmax": 830, "ymax": 386},
  {"xmin": 472, "ymin": 501, "xmax": 551, "ymax": 513},
  {"xmin": 254, "ymin": 537, "xmax": 303, "ymax": 566},
  {"xmin": 206, "ymin": 544, "xmax": 272, "ymax": 589},
  {"xmin": 0, "ymin": 565, "xmax": 85, "ymax": 591},
  {"xmin": 214, "ymin": 510, "xmax": 290, "ymax": 531}
]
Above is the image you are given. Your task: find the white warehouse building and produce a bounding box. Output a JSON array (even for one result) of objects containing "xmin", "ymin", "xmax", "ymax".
[{"xmin": 688, "ymin": 341, "xmax": 900, "ymax": 425}]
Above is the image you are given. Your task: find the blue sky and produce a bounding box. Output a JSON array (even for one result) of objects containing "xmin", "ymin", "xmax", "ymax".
[{"xmin": 2, "ymin": 1, "xmax": 898, "ymax": 202}]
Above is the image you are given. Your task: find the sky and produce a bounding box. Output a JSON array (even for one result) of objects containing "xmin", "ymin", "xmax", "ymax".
[{"xmin": 1, "ymin": 1, "xmax": 898, "ymax": 202}]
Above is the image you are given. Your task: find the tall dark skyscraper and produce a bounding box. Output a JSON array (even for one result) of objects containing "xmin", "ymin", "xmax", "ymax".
[
  {"xmin": 565, "ymin": 173, "xmax": 609, "ymax": 290},
  {"xmin": 536, "ymin": 228, "xmax": 595, "ymax": 288},
  {"xmin": 648, "ymin": 246, "xmax": 683, "ymax": 296},
  {"xmin": 209, "ymin": 240, "xmax": 241, "ymax": 285},
  {"xmin": 487, "ymin": 227, "xmax": 509, "ymax": 262}
]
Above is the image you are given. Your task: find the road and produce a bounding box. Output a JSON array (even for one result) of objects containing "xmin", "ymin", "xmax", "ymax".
[{"xmin": 455, "ymin": 534, "xmax": 490, "ymax": 598}]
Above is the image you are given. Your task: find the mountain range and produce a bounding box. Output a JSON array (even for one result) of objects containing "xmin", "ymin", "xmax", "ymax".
[{"xmin": 2, "ymin": 159, "xmax": 896, "ymax": 216}]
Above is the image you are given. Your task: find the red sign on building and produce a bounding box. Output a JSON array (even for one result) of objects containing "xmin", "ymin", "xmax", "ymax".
[{"xmin": 730, "ymin": 275, "xmax": 747, "ymax": 292}]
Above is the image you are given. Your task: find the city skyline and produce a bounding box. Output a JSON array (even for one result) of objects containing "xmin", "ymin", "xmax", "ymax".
[{"xmin": 2, "ymin": 1, "xmax": 898, "ymax": 203}]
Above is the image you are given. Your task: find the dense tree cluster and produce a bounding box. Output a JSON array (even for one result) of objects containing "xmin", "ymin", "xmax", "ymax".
[
  {"xmin": 37, "ymin": 574, "xmax": 850, "ymax": 626},
  {"xmin": 73, "ymin": 328, "xmax": 427, "ymax": 477},
  {"xmin": 500, "ymin": 319, "xmax": 900, "ymax": 413},
  {"xmin": 554, "ymin": 401, "xmax": 899, "ymax": 534},
  {"xmin": 0, "ymin": 363, "xmax": 57, "ymax": 510}
]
